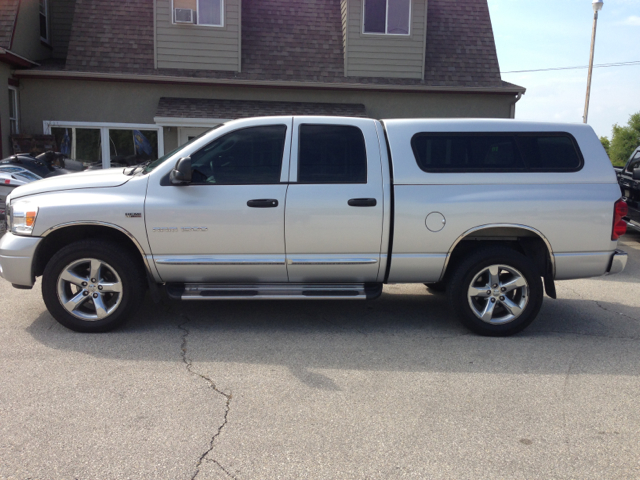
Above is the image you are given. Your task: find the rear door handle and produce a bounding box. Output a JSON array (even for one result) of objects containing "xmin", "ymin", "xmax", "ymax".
[
  {"xmin": 348, "ymin": 198, "xmax": 377, "ymax": 207},
  {"xmin": 247, "ymin": 199, "xmax": 279, "ymax": 208}
]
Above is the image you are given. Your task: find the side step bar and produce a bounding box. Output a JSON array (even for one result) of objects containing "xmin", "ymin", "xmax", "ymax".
[{"xmin": 165, "ymin": 283, "xmax": 383, "ymax": 301}]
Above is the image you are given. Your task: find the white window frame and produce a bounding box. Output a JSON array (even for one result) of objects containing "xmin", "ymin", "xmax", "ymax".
[
  {"xmin": 362, "ymin": 0, "xmax": 412, "ymax": 36},
  {"xmin": 39, "ymin": 0, "xmax": 50, "ymax": 42},
  {"xmin": 8, "ymin": 86, "xmax": 19, "ymax": 135},
  {"xmin": 171, "ymin": 0, "xmax": 224, "ymax": 27},
  {"xmin": 43, "ymin": 121, "xmax": 165, "ymax": 169}
]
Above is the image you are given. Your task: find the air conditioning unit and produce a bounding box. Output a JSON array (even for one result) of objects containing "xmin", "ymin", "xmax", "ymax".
[{"xmin": 174, "ymin": 8, "xmax": 194, "ymax": 24}]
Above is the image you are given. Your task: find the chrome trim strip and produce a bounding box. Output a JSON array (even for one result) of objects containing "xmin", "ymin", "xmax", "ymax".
[
  {"xmin": 180, "ymin": 295, "xmax": 368, "ymax": 301},
  {"xmin": 156, "ymin": 258, "xmax": 286, "ymax": 266},
  {"xmin": 184, "ymin": 283, "xmax": 369, "ymax": 290},
  {"xmin": 439, "ymin": 223, "xmax": 556, "ymax": 280},
  {"xmin": 40, "ymin": 221, "xmax": 154, "ymax": 276},
  {"xmin": 177, "ymin": 282, "xmax": 372, "ymax": 300},
  {"xmin": 287, "ymin": 258, "xmax": 379, "ymax": 265}
]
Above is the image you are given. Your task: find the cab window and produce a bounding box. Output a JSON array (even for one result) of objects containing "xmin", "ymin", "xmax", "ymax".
[{"xmin": 189, "ymin": 125, "xmax": 287, "ymax": 185}]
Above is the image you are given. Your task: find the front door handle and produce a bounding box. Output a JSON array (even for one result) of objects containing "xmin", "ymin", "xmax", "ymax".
[
  {"xmin": 247, "ymin": 199, "xmax": 279, "ymax": 208},
  {"xmin": 348, "ymin": 198, "xmax": 377, "ymax": 207}
]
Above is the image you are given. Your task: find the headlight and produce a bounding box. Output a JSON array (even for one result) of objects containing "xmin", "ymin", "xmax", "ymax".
[{"xmin": 8, "ymin": 201, "xmax": 39, "ymax": 235}]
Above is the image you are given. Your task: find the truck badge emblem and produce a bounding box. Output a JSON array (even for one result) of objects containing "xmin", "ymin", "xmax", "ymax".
[
  {"xmin": 181, "ymin": 227, "xmax": 208, "ymax": 232},
  {"xmin": 125, "ymin": 213, "xmax": 142, "ymax": 218}
]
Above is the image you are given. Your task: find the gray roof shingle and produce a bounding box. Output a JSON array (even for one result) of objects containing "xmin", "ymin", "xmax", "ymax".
[
  {"xmin": 156, "ymin": 97, "xmax": 367, "ymax": 119},
  {"xmin": 0, "ymin": 0, "xmax": 20, "ymax": 49},
  {"xmin": 61, "ymin": 0, "xmax": 510, "ymax": 89}
]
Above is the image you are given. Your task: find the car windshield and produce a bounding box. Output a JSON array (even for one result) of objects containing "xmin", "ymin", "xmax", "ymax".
[
  {"xmin": 143, "ymin": 125, "xmax": 223, "ymax": 173},
  {"xmin": 0, "ymin": 166, "xmax": 42, "ymax": 181}
]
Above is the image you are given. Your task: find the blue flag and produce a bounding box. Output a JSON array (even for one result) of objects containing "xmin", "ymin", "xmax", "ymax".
[
  {"xmin": 133, "ymin": 130, "xmax": 153, "ymax": 156},
  {"xmin": 60, "ymin": 128, "xmax": 71, "ymax": 156}
]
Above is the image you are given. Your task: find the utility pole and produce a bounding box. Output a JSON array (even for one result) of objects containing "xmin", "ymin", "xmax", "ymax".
[{"xmin": 583, "ymin": 0, "xmax": 604, "ymax": 124}]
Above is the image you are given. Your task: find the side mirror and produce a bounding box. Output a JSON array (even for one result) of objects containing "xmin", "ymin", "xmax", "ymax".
[
  {"xmin": 170, "ymin": 156, "xmax": 192, "ymax": 185},
  {"xmin": 628, "ymin": 158, "xmax": 640, "ymax": 179}
]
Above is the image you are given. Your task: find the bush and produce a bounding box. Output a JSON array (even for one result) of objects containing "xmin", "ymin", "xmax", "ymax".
[{"xmin": 601, "ymin": 112, "xmax": 640, "ymax": 167}]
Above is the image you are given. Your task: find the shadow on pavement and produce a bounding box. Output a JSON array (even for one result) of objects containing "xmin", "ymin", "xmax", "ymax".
[{"xmin": 26, "ymin": 286, "xmax": 640, "ymax": 380}]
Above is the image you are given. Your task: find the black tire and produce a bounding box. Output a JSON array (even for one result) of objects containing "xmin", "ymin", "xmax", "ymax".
[
  {"xmin": 447, "ymin": 247, "xmax": 543, "ymax": 336},
  {"xmin": 424, "ymin": 282, "xmax": 446, "ymax": 293},
  {"xmin": 42, "ymin": 239, "xmax": 146, "ymax": 332}
]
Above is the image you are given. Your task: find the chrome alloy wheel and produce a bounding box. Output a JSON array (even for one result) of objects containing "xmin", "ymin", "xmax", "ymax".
[
  {"xmin": 56, "ymin": 258, "xmax": 123, "ymax": 321},
  {"xmin": 466, "ymin": 264, "xmax": 529, "ymax": 325}
]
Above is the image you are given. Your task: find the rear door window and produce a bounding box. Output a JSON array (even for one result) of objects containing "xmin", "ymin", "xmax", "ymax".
[{"xmin": 297, "ymin": 125, "xmax": 367, "ymax": 184}]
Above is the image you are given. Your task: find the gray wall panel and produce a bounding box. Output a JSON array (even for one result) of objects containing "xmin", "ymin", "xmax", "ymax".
[
  {"xmin": 155, "ymin": 0, "xmax": 241, "ymax": 71},
  {"xmin": 18, "ymin": 78, "xmax": 515, "ymax": 152},
  {"xmin": 344, "ymin": 0, "xmax": 427, "ymax": 79},
  {"xmin": 0, "ymin": 64, "xmax": 12, "ymax": 157}
]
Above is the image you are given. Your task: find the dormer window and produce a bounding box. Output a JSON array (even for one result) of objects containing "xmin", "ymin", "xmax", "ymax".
[
  {"xmin": 172, "ymin": 0, "xmax": 223, "ymax": 27},
  {"xmin": 39, "ymin": 0, "xmax": 50, "ymax": 42},
  {"xmin": 363, "ymin": 0, "xmax": 411, "ymax": 35}
]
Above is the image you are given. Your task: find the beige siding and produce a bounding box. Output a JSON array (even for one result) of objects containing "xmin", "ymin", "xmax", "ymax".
[
  {"xmin": 50, "ymin": 0, "xmax": 76, "ymax": 59},
  {"xmin": 341, "ymin": 0, "xmax": 348, "ymax": 74},
  {"xmin": 344, "ymin": 0, "xmax": 427, "ymax": 79},
  {"xmin": 10, "ymin": 0, "xmax": 52, "ymax": 61},
  {"xmin": 155, "ymin": 0, "xmax": 241, "ymax": 72}
]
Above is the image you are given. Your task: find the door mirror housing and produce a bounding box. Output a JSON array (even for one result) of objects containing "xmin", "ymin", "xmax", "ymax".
[
  {"xmin": 633, "ymin": 168, "xmax": 640, "ymax": 181},
  {"xmin": 170, "ymin": 157, "xmax": 192, "ymax": 185}
]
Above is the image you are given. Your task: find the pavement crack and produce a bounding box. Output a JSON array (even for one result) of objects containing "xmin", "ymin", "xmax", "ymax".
[
  {"xmin": 562, "ymin": 285, "xmax": 640, "ymax": 327},
  {"xmin": 178, "ymin": 315, "xmax": 234, "ymax": 480},
  {"xmin": 209, "ymin": 459, "xmax": 239, "ymax": 479},
  {"xmin": 593, "ymin": 300, "xmax": 640, "ymax": 323}
]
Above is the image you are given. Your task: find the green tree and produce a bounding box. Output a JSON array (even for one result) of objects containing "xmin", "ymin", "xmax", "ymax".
[
  {"xmin": 600, "ymin": 135, "xmax": 610, "ymax": 155},
  {"xmin": 602, "ymin": 112, "xmax": 640, "ymax": 167}
]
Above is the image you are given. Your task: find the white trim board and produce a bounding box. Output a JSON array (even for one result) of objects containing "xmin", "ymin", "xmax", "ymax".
[
  {"xmin": 154, "ymin": 116, "xmax": 231, "ymax": 127},
  {"xmin": 42, "ymin": 120, "xmax": 165, "ymax": 169}
]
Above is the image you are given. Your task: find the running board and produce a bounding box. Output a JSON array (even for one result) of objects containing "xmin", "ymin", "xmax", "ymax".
[{"xmin": 165, "ymin": 283, "xmax": 383, "ymax": 301}]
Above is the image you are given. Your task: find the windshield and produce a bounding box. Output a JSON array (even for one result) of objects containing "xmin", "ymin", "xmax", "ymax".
[
  {"xmin": 0, "ymin": 166, "xmax": 42, "ymax": 181},
  {"xmin": 143, "ymin": 125, "xmax": 223, "ymax": 173}
]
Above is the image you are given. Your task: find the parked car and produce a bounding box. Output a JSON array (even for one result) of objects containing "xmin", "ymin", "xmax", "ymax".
[
  {"xmin": 0, "ymin": 166, "xmax": 43, "ymax": 233},
  {"xmin": 0, "ymin": 117, "xmax": 628, "ymax": 336},
  {"xmin": 614, "ymin": 145, "xmax": 640, "ymax": 232},
  {"xmin": 0, "ymin": 151, "xmax": 88, "ymax": 178}
]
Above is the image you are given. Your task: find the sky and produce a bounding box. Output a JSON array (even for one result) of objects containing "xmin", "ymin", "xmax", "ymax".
[{"xmin": 486, "ymin": 0, "xmax": 640, "ymax": 139}]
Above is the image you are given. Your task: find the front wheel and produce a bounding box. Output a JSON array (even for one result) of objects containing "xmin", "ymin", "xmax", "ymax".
[
  {"xmin": 42, "ymin": 240, "xmax": 146, "ymax": 332},
  {"xmin": 447, "ymin": 247, "xmax": 543, "ymax": 336}
]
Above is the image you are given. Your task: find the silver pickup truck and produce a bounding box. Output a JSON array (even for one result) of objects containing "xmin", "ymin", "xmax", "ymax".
[{"xmin": 0, "ymin": 117, "xmax": 628, "ymax": 336}]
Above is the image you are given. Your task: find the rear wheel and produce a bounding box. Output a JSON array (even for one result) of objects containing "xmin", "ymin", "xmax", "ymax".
[
  {"xmin": 42, "ymin": 240, "xmax": 146, "ymax": 332},
  {"xmin": 447, "ymin": 247, "xmax": 543, "ymax": 336}
]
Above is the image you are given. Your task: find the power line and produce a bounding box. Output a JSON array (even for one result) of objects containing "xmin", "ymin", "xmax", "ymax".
[{"xmin": 501, "ymin": 60, "xmax": 640, "ymax": 74}]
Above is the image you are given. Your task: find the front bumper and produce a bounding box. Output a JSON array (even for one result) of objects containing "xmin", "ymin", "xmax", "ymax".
[
  {"xmin": 0, "ymin": 233, "xmax": 42, "ymax": 287},
  {"xmin": 606, "ymin": 249, "xmax": 628, "ymax": 276}
]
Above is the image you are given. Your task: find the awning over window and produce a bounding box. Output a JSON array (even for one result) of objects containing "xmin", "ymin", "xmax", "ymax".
[{"xmin": 154, "ymin": 97, "xmax": 367, "ymax": 127}]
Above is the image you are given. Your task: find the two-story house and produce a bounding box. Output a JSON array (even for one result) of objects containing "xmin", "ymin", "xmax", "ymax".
[{"xmin": 1, "ymin": 0, "xmax": 524, "ymax": 165}]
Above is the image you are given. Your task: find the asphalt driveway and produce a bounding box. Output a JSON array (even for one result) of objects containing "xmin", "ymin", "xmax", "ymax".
[{"xmin": 1, "ymin": 232, "xmax": 639, "ymax": 479}]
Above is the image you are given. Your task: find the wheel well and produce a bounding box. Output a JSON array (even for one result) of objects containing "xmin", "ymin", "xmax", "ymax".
[
  {"xmin": 442, "ymin": 227, "xmax": 553, "ymax": 282},
  {"xmin": 33, "ymin": 225, "xmax": 147, "ymax": 278}
]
